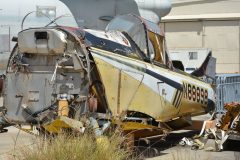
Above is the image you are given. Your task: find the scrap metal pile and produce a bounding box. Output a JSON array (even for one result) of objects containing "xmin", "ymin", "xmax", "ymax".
[
  {"xmin": 219, "ymin": 102, "xmax": 240, "ymax": 133},
  {"xmin": 0, "ymin": 24, "xmax": 111, "ymax": 135},
  {"xmin": 180, "ymin": 102, "xmax": 240, "ymax": 151}
]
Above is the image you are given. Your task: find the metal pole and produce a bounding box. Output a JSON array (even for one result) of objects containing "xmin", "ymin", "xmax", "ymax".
[
  {"xmin": 239, "ymin": 20, "xmax": 240, "ymax": 73},
  {"xmin": 8, "ymin": 26, "xmax": 10, "ymax": 52}
]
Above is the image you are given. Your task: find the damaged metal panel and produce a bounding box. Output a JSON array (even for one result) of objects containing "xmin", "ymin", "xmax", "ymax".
[
  {"xmin": 3, "ymin": 28, "xmax": 89, "ymax": 125},
  {"xmin": 18, "ymin": 29, "xmax": 67, "ymax": 54}
]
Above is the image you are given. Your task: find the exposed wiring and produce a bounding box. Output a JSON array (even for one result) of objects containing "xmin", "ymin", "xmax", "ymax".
[
  {"xmin": 45, "ymin": 14, "xmax": 73, "ymax": 27},
  {"xmin": 21, "ymin": 11, "xmax": 56, "ymax": 31}
]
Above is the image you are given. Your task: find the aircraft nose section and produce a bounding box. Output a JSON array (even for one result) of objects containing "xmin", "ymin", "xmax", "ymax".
[
  {"xmin": 205, "ymin": 87, "xmax": 216, "ymax": 114},
  {"xmin": 205, "ymin": 99, "xmax": 216, "ymax": 114}
]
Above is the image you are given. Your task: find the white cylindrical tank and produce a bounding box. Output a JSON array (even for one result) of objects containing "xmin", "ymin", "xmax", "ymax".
[{"xmin": 135, "ymin": 0, "xmax": 172, "ymax": 18}]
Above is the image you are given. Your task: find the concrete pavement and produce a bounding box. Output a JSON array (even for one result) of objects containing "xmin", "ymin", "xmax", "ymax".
[
  {"xmin": 0, "ymin": 97, "xmax": 35, "ymax": 159},
  {"xmin": 0, "ymin": 127, "xmax": 36, "ymax": 160}
]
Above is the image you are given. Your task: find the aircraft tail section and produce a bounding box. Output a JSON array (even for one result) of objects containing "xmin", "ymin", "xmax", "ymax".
[{"xmin": 191, "ymin": 51, "xmax": 216, "ymax": 79}]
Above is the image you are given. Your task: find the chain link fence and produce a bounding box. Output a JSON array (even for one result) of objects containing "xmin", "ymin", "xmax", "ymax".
[{"xmin": 216, "ymin": 74, "xmax": 240, "ymax": 113}]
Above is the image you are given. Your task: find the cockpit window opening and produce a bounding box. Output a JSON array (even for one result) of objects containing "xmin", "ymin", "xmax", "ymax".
[
  {"xmin": 121, "ymin": 32, "xmax": 146, "ymax": 61},
  {"xmin": 148, "ymin": 31, "xmax": 165, "ymax": 64},
  {"xmin": 106, "ymin": 15, "xmax": 149, "ymax": 60},
  {"xmin": 106, "ymin": 14, "xmax": 174, "ymax": 67},
  {"xmin": 163, "ymin": 39, "xmax": 174, "ymax": 69}
]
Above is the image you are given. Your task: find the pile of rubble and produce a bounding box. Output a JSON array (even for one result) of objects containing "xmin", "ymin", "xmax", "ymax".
[
  {"xmin": 220, "ymin": 102, "xmax": 240, "ymax": 133},
  {"xmin": 179, "ymin": 102, "xmax": 240, "ymax": 151}
]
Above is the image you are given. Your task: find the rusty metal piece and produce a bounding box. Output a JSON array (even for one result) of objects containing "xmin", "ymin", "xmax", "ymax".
[
  {"xmin": 205, "ymin": 120, "xmax": 216, "ymax": 130},
  {"xmin": 88, "ymin": 95, "xmax": 98, "ymax": 112},
  {"xmin": 183, "ymin": 103, "xmax": 240, "ymax": 152},
  {"xmin": 220, "ymin": 102, "xmax": 240, "ymax": 132}
]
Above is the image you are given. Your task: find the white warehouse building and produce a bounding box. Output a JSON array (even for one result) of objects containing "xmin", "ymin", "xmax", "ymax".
[{"xmin": 162, "ymin": 0, "xmax": 240, "ymax": 74}]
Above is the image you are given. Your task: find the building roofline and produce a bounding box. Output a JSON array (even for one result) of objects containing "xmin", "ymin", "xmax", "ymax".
[{"xmin": 162, "ymin": 13, "xmax": 240, "ymax": 22}]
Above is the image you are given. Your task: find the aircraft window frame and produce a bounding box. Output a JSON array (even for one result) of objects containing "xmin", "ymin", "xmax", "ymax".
[
  {"xmin": 106, "ymin": 15, "xmax": 149, "ymax": 60},
  {"xmin": 121, "ymin": 32, "xmax": 147, "ymax": 61},
  {"xmin": 148, "ymin": 31, "xmax": 165, "ymax": 64},
  {"xmin": 106, "ymin": 14, "xmax": 174, "ymax": 68}
]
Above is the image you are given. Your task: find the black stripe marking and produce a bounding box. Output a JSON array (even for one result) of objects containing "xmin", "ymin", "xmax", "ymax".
[
  {"xmin": 92, "ymin": 50, "xmax": 183, "ymax": 91},
  {"xmin": 174, "ymin": 91, "xmax": 181, "ymax": 107},
  {"xmin": 173, "ymin": 90, "xmax": 180, "ymax": 106},
  {"xmin": 176, "ymin": 92, "xmax": 183, "ymax": 108},
  {"xmin": 146, "ymin": 70, "xmax": 183, "ymax": 91}
]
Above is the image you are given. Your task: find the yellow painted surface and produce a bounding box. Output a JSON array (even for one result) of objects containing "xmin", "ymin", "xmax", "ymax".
[
  {"xmin": 93, "ymin": 56, "xmax": 179, "ymax": 122},
  {"xmin": 178, "ymin": 98, "xmax": 205, "ymax": 116},
  {"xmin": 58, "ymin": 100, "xmax": 69, "ymax": 116},
  {"xmin": 119, "ymin": 71, "xmax": 143, "ymax": 113},
  {"xmin": 43, "ymin": 118, "xmax": 70, "ymax": 133},
  {"xmin": 121, "ymin": 122, "xmax": 158, "ymax": 131},
  {"xmin": 94, "ymin": 59, "xmax": 120, "ymax": 115},
  {"xmin": 129, "ymin": 82, "xmax": 181, "ymax": 121},
  {"xmin": 90, "ymin": 47, "xmax": 212, "ymax": 88},
  {"xmin": 43, "ymin": 116, "xmax": 84, "ymax": 134},
  {"xmin": 92, "ymin": 48, "xmax": 211, "ymax": 123}
]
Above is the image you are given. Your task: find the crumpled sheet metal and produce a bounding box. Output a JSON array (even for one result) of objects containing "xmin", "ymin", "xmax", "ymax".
[
  {"xmin": 180, "ymin": 104, "xmax": 240, "ymax": 151},
  {"xmin": 220, "ymin": 102, "xmax": 240, "ymax": 132},
  {"xmin": 179, "ymin": 112, "xmax": 230, "ymax": 151}
]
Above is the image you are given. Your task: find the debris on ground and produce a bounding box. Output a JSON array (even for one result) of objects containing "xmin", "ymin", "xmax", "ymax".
[{"xmin": 179, "ymin": 102, "xmax": 240, "ymax": 151}]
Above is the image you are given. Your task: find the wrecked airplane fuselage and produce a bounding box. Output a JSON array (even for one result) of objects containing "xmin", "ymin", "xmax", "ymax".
[{"xmin": 0, "ymin": 15, "xmax": 215, "ymax": 137}]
